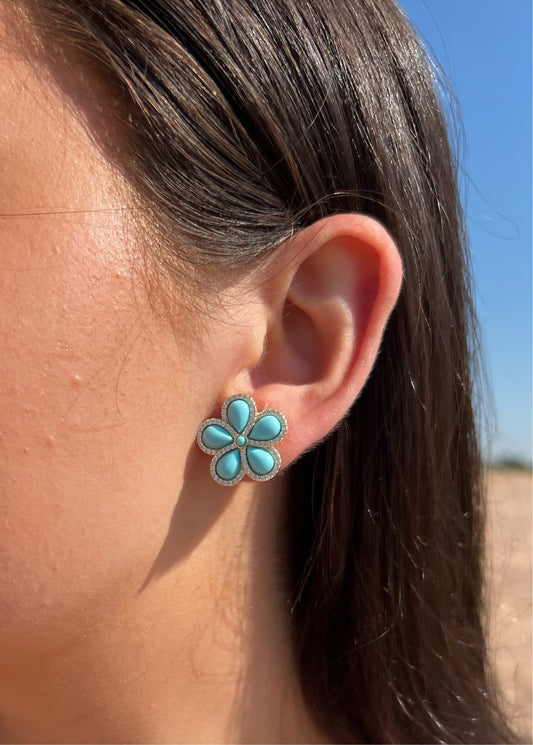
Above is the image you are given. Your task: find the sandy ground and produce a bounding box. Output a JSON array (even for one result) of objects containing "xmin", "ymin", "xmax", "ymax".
[{"xmin": 486, "ymin": 469, "xmax": 532, "ymax": 740}]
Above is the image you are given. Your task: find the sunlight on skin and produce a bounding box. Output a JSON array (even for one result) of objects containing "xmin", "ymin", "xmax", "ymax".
[
  {"xmin": 0, "ymin": 6, "xmax": 403, "ymax": 742},
  {"xmin": 0, "ymin": 11, "xmax": 325, "ymax": 743}
]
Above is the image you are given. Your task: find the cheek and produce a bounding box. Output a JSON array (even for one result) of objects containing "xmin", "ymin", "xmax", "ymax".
[{"xmin": 0, "ymin": 218, "xmax": 198, "ymax": 642}]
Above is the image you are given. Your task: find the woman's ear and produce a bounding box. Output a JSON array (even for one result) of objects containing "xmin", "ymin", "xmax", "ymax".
[{"xmin": 227, "ymin": 214, "xmax": 403, "ymax": 468}]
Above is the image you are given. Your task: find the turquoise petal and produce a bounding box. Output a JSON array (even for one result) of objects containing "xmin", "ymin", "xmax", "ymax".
[
  {"xmin": 202, "ymin": 424, "xmax": 233, "ymax": 450},
  {"xmin": 227, "ymin": 399, "xmax": 251, "ymax": 433},
  {"xmin": 249, "ymin": 414, "xmax": 282, "ymax": 441},
  {"xmin": 246, "ymin": 447, "xmax": 275, "ymax": 476},
  {"xmin": 215, "ymin": 449, "xmax": 241, "ymax": 481}
]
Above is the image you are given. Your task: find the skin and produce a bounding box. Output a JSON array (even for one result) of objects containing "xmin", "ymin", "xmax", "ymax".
[{"xmin": 0, "ymin": 7, "xmax": 402, "ymax": 743}]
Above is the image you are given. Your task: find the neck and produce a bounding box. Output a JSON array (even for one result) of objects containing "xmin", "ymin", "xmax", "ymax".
[{"xmin": 0, "ymin": 478, "xmax": 324, "ymax": 743}]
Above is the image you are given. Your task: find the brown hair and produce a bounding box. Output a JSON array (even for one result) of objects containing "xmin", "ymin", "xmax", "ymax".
[{"xmin": 22, "ymin": 0, "xmax": 518, "ymax": 741}]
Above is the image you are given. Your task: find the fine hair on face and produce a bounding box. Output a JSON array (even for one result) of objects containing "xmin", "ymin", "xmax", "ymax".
[{"xmin": 10, "ymin": 0, "xmax": 519, "ymax": 742}]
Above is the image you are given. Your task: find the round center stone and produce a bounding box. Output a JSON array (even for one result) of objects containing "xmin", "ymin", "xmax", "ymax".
[{"xmin": 235, "ymin": 435, "xmax": 247, "ymax": 448}]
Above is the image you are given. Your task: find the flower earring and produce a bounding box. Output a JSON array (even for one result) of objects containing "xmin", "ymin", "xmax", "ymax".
[{"xmin": 196, "ymin": 394, "xmax": 287, "ymax": 486}]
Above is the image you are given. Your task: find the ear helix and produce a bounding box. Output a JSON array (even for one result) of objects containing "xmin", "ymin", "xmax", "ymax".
[{"xmin": 196, "ymin": 394, "xmax": 287, "ymax": 486}]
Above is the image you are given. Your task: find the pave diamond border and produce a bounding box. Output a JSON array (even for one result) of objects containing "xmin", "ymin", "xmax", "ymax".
[
  {"xmin": 210, "ymin": 448, "xmax": 246, "ymax": 486},
  {"xmin": 196, "ymin": 418, "xmax": 239, "ymax": 455},
  {"xmin": 249, "ymin": 408, "xmax": 288, "ymax": 446},
  {"xmin": 221, "ymin": 393, "xmax": 257, "ymax": 434},
  {"xmin": 196, "ymin": 394, "xmax": 288, "ymax": 487},
  {"xmin": 242, "ymin": 446, "xmax": 282, "ymax": 482}
]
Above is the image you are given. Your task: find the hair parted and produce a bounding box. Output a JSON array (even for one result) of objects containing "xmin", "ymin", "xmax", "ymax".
[{"xmin": 21, "ymin": 0, "xmax": 519, "ymax": 741}]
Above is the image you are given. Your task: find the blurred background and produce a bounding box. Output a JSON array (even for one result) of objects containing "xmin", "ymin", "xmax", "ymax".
[
  {"xmin": 398, "ymin": 0, "xmax": 531, "ymax": 737},
  {"xmin": 399, "ymin": 0, "xmax": 531, "ymax": 468}
]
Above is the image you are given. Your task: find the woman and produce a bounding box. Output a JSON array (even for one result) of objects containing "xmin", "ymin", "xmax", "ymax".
[{"xmin": 0, "ymin": 0, "xmax": 519, "ymax": 742}]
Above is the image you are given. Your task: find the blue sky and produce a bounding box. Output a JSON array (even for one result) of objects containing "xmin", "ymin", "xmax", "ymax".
[{"xmin": 399, "ymin": 0, "xmax": 532, "ymax": 464}]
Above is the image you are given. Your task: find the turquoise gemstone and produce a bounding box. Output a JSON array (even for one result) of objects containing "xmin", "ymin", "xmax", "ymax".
[
  {"xmin": 202, "ymin": 424, "xmax": 233, "ymax": 450},
  {"xmin": 235, "ymin": 435, "xmax": 247, "ymax": 447},
  {"xmin": 227, "ymin": 399, "xmax": 251, "ymax": 433},
  {"xmin": 246, "ymin": 447, "xmax": 275, "ymax": 476},
  {"xmin": 249, "ymin": 414, "xmax": 282, "ymax": 441},
  {"xmin": 215, "ymin": 449, "xmax": 241, "ymax": 481}
]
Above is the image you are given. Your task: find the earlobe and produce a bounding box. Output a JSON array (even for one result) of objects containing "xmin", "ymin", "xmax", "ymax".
[{"xmin": 232, "ymin": 214, "xmax": 402, "ymax": 469}]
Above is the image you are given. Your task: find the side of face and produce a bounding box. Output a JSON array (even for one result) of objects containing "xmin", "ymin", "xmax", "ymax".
[
  {"xmin": 0, "ymin": 11, "xmax": 226, "ymax": 651},
  {"xmin": 0, "ymin": 7, "xmax": 404, "ymax": 660}
]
